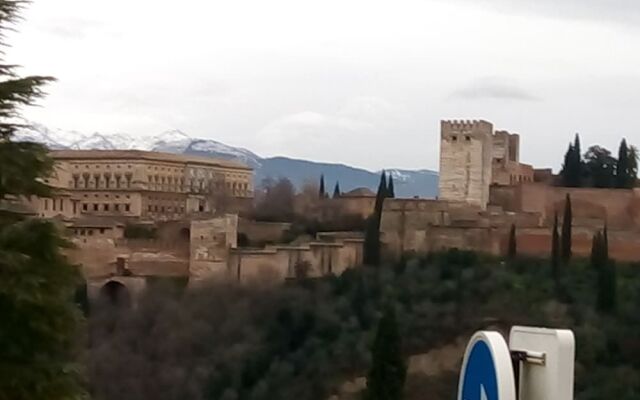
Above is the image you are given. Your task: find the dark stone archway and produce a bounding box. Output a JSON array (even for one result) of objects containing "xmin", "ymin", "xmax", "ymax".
[
  {"xmin": 179, "ymin": 227, "xmax": 191, "ymax": 240},
  {"xmin": 99, "ymin": 280, "xmax": 131, "ymax": 308}
]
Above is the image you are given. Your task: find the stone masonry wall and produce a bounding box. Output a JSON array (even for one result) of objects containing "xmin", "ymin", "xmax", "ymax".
[{"xmin": 439, "ymin": 120, "xmax": 493, "ymax": 209}]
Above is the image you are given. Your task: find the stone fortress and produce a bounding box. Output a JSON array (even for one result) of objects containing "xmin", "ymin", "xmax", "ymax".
[
  {"xmin": 381, "ymin": 120, "xmax": 640, "ymax": 261},
  {"xmin": 13, "ymin": 120, "xmax": 640, "ymax": 305}
]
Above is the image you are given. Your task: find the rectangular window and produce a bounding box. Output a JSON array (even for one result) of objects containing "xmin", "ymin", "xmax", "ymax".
[
  {"xmin": 82, "ymin": 203, "xmax": 88, "ymax": 212},
  {"xmin": 52, "ymin": 199, "xmax": 56, "ymax": 211},
  {"xmin": 104, "ymin": 204, "xmax": 110, "ymax": 211},
  {"xmin": 93, "ymin": 204, "xmax": 98, "ymax": 211},
  {"xmin": 44, "ymin": 199, "xmax": 49, "ymax": 211},
  {"xmin": 125, "ymin": 204, "xmax": 131, "ymax": 212},
  {"xmin": 73, "ymin": 202, "xmax": 77, "ymax": 214},
  {"xmin": 114, "ymin": 204, "xmax": 120, "ymax": 211},
  {"xmin": 60, "ymin": 199, "xmax": 64, "ymax": 212},
  {"xmin": 99, "ymin": 228, "xmax": 105, "ymax": 234}
]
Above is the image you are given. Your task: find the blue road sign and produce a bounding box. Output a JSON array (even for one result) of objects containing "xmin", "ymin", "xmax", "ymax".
[
  {"xmin": 461, "ymin": 340, "xmax": 498, "ymax": 400},
  {"xmin": 458, "ymin": 332, "xmax": 516, "ymax": 400}
]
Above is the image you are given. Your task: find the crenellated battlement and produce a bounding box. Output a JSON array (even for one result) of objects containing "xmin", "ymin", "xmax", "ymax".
[
  {"xmin": 441, "ymin": 120, "xmax": 493, "ymax": 139},
  {"xmin": 441, "ymin": 119, "xmax": 492, "ymax": 132}
]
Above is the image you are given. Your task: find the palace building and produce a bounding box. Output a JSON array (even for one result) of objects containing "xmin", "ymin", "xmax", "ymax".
[{"xmin": 26, "ymin": 149, "xmax": 253, "ymax": 220}]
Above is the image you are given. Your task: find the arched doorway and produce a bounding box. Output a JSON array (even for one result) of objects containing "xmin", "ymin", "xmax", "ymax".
[
  {"xmin": 179, "ymin": 227, "xmax": 191, "ymax": 240},
  {"xmin": 99, "ymin": 280, "xmax": 131, "ymax": 308}
]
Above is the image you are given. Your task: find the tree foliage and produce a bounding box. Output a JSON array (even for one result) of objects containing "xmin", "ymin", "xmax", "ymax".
[
  {"xmin": 592, "ymin": 229, "xmax": 616, "ymax": 314},
  {"xmin": 561, "ymin": 194, "xmax": 572, "ymax": 264},
  {"xmin": 363, "ymin": 172, "xmax": 389, "ymax": 266},
  {"xmin": 551, "ymin": 212, "xmax": 560, "ymax": 279},
  {"xmin": 333, "ymin": 181, "xmax": 341, "ymax": 199},
  {"xmin": 507, "ymin": 224, "xmax": 517, "ymax": 260},
  {"xmin": 560, "ymin": 135, "xmax": 583, "ymax": 187},
  {"xmin": 585, "ymin": 145, "xmax": 616, "ymax": 188},
  {"xmin": 363, "ymin": 305, "xmax": 406, "ymax": 400},
  {"xmin": 86, "ymin": 251, "xmax": 640, "ymax": 400},
  {"xmin": 319, "ymin": 174, "xmax": 326, "ymax": 198},
  {"xmin": 559, "ymin": 135, "xmax": 637, "ymax": 189},
  {"xmin": 387, "ymin": 175, "xmax": 395, "ymax": 199},
  {"xmin": 252, "ymin": 177, "xmax": 296, "ymax": 222},
  {"xmin": 0, "ymin": 2, "xmax": 84, "ymax": 399}
]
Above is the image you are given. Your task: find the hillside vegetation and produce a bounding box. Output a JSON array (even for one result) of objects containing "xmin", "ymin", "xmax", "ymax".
[{"xmin": 88, "ymin": 252, "xmax": 640, "ymax": 400}]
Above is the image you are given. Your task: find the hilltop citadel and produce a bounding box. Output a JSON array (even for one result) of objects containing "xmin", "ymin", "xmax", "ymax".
[{"xmin": 7, "ymin": 119, "xmax": 640, "ymax": 304}]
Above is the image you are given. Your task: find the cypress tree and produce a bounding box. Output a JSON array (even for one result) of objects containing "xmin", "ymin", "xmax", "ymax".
[
  {"xmin": 629, "ymin": 145, "xmax": 639, "ymax": 185},
  {"xmin": 364, "ymin": 172, "xmax": 389, "ymax": 266},
  {"xmin": 387, "ymin": 174, "xmax": 395, "ymax": 198},
  {"xmin": 0, "ymin": 2, "xmax": 85, "ymax": 399},
  {"xmin": 590, "ymin": 231, "xmax": 600, "ymax": 267},
  {"xmin": 603, "ymin": 223, "xmax": 609, "ymax": 262},
  {"xmin": 319, "ymin": 174, "xmax": 326, "ymax": 198},
  {"xmin": 363, "ymin": 305, "xmax": 406, "ymax": 400},
  {"xmin": 507, "ymin": 223, "xmax": 517, "ymax": 260},
  {"xmin": 561, "ymin": 135, "xmax": 584, "ymax": 187},
  {"xmin": 560, "ymin": 143, "xmax": 574, "ymax": 187},
  {"xmin": 616, "ymin": 139, "xmax": 630, "ymax": 188},
  {"xmin": 561, "ymin": 194, "xmax": 572, "ymax": 264},
  {"xmin": 333, "ymin": 181, "xmax": 341, "ymax": 198},
  {"xmin": 572, "ymin": 133, "xmax": 583, "ymax": 186},
  {"xmin": 551, "ymin": 212, "xmax": 560, "ymax": 279},
  {"xmin": 594, "ymin": 229, "xmax": 616, "ymax": 314}
]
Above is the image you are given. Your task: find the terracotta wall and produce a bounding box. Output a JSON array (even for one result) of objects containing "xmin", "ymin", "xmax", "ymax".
[
  {"xmin": 514, "ymin": 185, "xmax": 640, "ymax": 229},
  {"xmin": 512, "ymin": 227, "xmax": 640, "ymax": 262}
]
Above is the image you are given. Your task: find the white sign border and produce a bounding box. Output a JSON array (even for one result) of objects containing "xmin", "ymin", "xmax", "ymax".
[{"xmin": 457, "ymin": 331, "xmax": 517, "ymax": 400}]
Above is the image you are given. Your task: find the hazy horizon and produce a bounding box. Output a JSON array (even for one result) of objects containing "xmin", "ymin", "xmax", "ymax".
[{"xmin": 8, "ymin": 0, "xmax": 640, "ymax": 172}]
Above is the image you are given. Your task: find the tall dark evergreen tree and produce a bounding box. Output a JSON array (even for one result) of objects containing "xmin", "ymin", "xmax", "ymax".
[
  {"xmin": 603, "ymin": 223, "xmax": 609, "ymax": 262},
  {"xmin": 332, "ymin": 181, "xmax": 341, "ymax": 198},
  {"xmin": 319, "ymin": 174, "xmax": 326, "ymax": 198},
  {"xmin": 507, "ymin": 223, "xmax": 517, "ymax": 260},
  {"xmin": 363, "ymin": 172, "xmax": 389, "ymax": 266},
  {"xmin": 616, "ymin": 139, "xmax": 631, "ymax": 188},
  {"xmin": 560, "ymin": 143, "xmax": 574, "ymax": 187},
  {"xmin": 0, "ymin": 1, "xmax": 84, "ymax": 399},
  {"xmin": 590, "ymin": 231, "xmax": 600, "ymax": 267},
  {"xmin": 561, "ymin": 194, "xmax": 573, "ymax": 264},
  {"xmin": 560, "ymin": 134, "xmax": 584, "ymax": 187},
  {"xmin": 593, "ymin": 229, "xmax": 616, "ymax": 314},
  {"xmin": 551, "ymin": 212, "xmax": 560, "ymax": 279},
  {"xmin": 629, "ymin": 145, "xmax": 639, "ymax": 186},
  {"xmin": 363, "ymin": 305, "xmax": 406, "ymax": 400},
  {"xmin": 387, "ymin": 174, "xmax": 395, "ymax": 198}
]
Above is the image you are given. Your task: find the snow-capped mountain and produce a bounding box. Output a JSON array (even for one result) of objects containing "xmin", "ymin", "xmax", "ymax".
[
  {"xmin": 15, "ymin": 123, "xmax": 438, "ymax": 197},
  {"xmin": 15, "ymin": 123, "xmax": 261, "ymax": 167}
]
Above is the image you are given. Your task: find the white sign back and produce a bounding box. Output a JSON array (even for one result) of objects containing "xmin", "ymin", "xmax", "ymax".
[{"xmin": 509, "ymin": 326, "xmax": 575, "ymax": 400}]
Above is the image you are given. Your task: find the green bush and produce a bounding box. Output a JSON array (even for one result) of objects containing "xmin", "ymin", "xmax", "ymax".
[{"xmin": 87, "ymin": 250, "xmax": 640, "ymax": 400}]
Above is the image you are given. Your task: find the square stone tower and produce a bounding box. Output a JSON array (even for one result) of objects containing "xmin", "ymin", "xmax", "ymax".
[{"xmin": 439, "ymin": 120, "xmax": 493, "ymax": 209}]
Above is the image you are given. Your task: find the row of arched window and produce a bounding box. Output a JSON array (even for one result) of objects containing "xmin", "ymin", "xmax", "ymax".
[{"xmin": 72, "ymin": 173, "xmax": 132, "ymax": 189}]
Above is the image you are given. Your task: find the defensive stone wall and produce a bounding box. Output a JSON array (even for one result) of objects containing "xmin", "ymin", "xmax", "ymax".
[
  {"xmin": 189, "ymin": 215, "xmax": 238, "ymax": 283},
  {"xmin": 228, "ymin": 239, "xmax": 363, "ymax": 284},
  {"xmin": 503, "ymin": 184, "xmax": 640, "ymax": 230}
]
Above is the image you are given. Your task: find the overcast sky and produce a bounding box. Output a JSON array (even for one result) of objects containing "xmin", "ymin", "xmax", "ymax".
[{"xmin": 7, "ymin": 0, "xmax": 640, "ymax": 171}]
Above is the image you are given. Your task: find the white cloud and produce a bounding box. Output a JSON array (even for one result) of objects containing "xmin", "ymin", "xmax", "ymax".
[
  {"xmin": 452, "ymin": 77, "xmax": 538, "ymax": 101},
  {"xmin": 5, "ymin": 0, "xmax": 640, "ymax": 171}
]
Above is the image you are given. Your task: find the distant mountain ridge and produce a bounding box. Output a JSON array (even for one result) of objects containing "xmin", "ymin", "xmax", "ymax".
[{"xmin": 15, "ymin": 123, "xmax": 438, "ymax": 198}]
